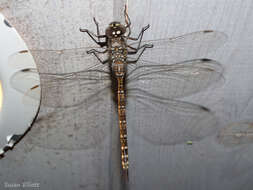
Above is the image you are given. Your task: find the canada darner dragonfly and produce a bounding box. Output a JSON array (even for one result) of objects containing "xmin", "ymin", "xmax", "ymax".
[{"xmin": 9, "ymin": 7, "xmax": 227, "ymax": 179}]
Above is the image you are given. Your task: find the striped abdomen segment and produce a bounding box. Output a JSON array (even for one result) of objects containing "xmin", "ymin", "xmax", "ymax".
[
  {"xmin": 117, "ymin": 76, "xmax": 128, "ymax": 172},
  {"xmin": 113, "ymin": 62, "xmax": 129, "ymax": 174}
]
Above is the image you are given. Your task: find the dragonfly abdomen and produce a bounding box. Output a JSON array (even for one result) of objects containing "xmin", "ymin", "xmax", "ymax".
[
  {"xmin": 117, "ymin": 77, "xmax": 129, "ymax": 173},
  {"xmin": 109, "ymin": 35, "xmax": 129, "ymax": 177},
  {"xmin": 113, "ymin": 60, "xmax": 129, "ymax": 175}
]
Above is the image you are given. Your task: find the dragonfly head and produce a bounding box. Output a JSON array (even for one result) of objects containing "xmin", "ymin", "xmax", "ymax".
[{"xmin": 106, "ymin": 21, "xmax": 126, "ymax": 38}]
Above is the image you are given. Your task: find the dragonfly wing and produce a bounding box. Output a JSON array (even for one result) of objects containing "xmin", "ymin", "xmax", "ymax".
[
  {"xmin": 9, "ymin": 47, "xmax": 115, "ymax": 150},
  {"xmin": 10, "ymin": 68, "xmax": 40, "ymax": 100},
  {"xmin": 9, "ymin": 48, "xmax": 111, "ymax": 108},
  {"xmin": 22, "ymin": 86, "xmax": 41, "ymax": 106},
  {"xmin": 10, "ymin": 67, "xmax": 111, "ymax": 108},
  {"xmin": 8, "ymin": 50, "xmax": 38, "ymax": 70},
  {"xmin": 127, "ymin": 59, "xmax": 224, "ymax": 99},
  {"xmin": 127, "ymin": 90, "xmax": 218, "ymax": 145},
  {"xmin": 8, "ymin": 46, "xmax": 107, "ymax": 71},
  {"xmin": 39, "ymin": 67, "xmax": 111, "ymax": 108},
  {"xmin": 26, "ymin": 88, "xmax": 116, "ymax": 150},
  {"xmin": 129, "ymin": 30, "xmax": 227, "ymax": 64}
]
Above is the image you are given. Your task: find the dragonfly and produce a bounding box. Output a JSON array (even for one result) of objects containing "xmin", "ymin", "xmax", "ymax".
[{"xmin": 9, "ymin": 6, "xmax": 227, "ymax": 179}]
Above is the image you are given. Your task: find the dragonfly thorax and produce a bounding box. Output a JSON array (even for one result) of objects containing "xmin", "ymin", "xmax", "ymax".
[
  {"xmin": 110, "ymin": 45, "xmax": 127, "ymax": 77},
  {"xmin": 110, "ymin": 45, "xmax": 127, "ymax": 62}
]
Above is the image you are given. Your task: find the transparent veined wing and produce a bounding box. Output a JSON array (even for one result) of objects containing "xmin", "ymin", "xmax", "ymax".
[
  {"xmin": 9, "ymin": 48, "xmax": 111, "ymax": 108},
  {"xmin": 28, "ymin": 46, "xmax": 108, "ymax": 73},
  {"xmin": 127, "ymin": 58, "xmax": 224, "ymax": 100},
  {"xmin": 129, "ymin": 30, "xmax": 227, "ymax": 64},
  {"xmin": 125, "ymin": 58, "xmax": 224, "ymax": 145},
  {"xmin": 9, "ymin": 68, "xmax": 41, "ymax": 106},
  {"xmin": 25, "ymin": 88, "xmax": 115, "ymax": 150},
  {"xmin": 9, "ymin": 48, "xmax": 114, "ymax": 150},
  {"xmin": 127, "ymin": 89, "xmax": 218, "ymax": 145}
]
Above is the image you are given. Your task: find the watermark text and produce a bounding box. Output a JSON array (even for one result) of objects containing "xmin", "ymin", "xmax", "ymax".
[{"xmin": 4, "ymin": 181, "xmax": 40, "ymax": 188}]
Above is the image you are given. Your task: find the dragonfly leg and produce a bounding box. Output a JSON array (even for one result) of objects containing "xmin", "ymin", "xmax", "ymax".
[
  {"xmin": 79, "ymin": 28, "xmax": 106, "ymax": 47},
  {"xmin": 87, "ymin": 49, "xmax": 108, "ymax": 64},
  {"xmin": 127, "ymin": 24, "xmax": 150, "ymax": 41},
  {"xmin": 93, "ymin": 17, "xmax": 101, "ymax": 42},
  {"xmin": 125, "ymin": 24, "xmax": 150, "ymax": 51},
  {"xmin": 127, "ymin": 42, "xmax": 153, "ymax": 52},
  {"xmin": 126, "ymin": 44, "xmax": 153, "ymax": 63},
  {"xmin": 87, "ymin": 49, "xmax": 107, "ymax": 54}
]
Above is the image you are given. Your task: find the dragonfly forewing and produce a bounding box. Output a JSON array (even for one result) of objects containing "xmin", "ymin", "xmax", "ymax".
[
  {"xmin": 29, "ymin": 47, "xmax": 108, "ymax": 73},
  {"xmin": 9, "ymin": 49, "xmax": 111, "ymax": 108},
  {"xmin": 129, "ymin": 30, "xmax": 227, "ymax": 64},
  {"xmin": 10, "ymin": 67, "xmax": 40, "ymax": 101}
]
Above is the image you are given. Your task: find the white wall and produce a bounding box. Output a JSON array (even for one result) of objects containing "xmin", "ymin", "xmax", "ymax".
[{"xmin": 0, "ymin": 13, "xmax": 40, "ymax": 155}]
